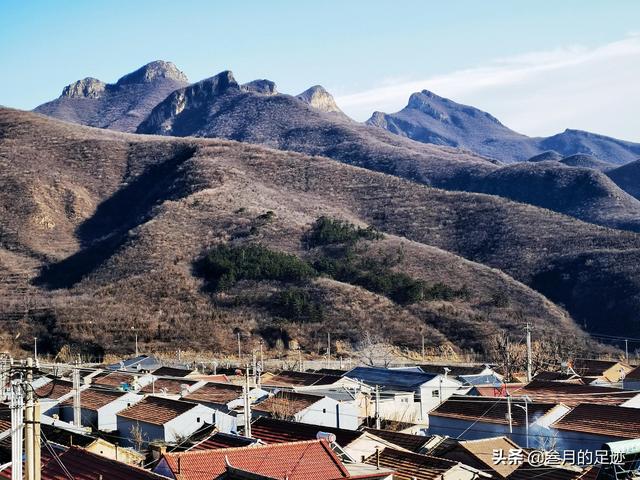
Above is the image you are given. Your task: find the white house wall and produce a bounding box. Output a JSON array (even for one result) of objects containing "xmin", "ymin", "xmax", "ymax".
[
  {"xmin": 97, "ymin": 392, "xmax": 143, "ymax": 432},
  {"xmin": 164, "ymin": 404, "xmax": 216, "ymax": 443}
]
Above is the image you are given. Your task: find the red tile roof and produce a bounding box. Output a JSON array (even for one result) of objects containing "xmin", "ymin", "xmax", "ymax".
[
  {"xmin": 569, "ymin": 359, "xmax": 628, "ymax": 378},
  {"xmin": 524, "ymin": 380, "xmax": 635, "ymax": 406},
  {"xmin": 362, "ymin": 428, "xmax": 430, "ymax": 453},
  {"xmin": 252, "ymin": 391, "xmax": 324, "ymax": 417},
  {"xmin": 533, "ymin": 371, "xmax": 582, "ymax": 383},
  {"xmin": 35, "ymin": 380, "xmax": 74, "ymax": 399},
  {"xmin": 262, "ymin": 370, "xmax": 344, "ymax": 387},
  {"xmin": 117, "ymin": 396, "xmax": 197, "ymax": 425},
  {"xmin": 182, "ymin": 382, "xmax": 243, "ymax": 405},
  {"xmin": 250, "ymin": 417, "xmax": 363, "ymax": 447},
  {"xmin": 508, "ymin": 462, "xmax": 588, "ymax": 480},
  {"xmin": 551, "ymin": 404, "xmax": 640, "ymax": 438},
  {"xmin": 191, "ymin": 432, "xmax": 256, "ymax": 451},
  {"xmin": 152, "ymin": 366, "xmax": 195, "ymax": 377},
  {"xmin": 59, "ymin": 387, "xmax": 125, "ymax": 410},
  {"xmin": 39, "ymin": 446, "xmax": 166, "ymax": 479},
  {"xmin": 430, "ymin": 395, "xmax": 557, "ymax": 426},
  {"xmin": 161, "ymin": 439, "xmax": 351, "ymax": 480},
  {"xmin": 93, "ymin": 372, "xmax": 139, "ymax": 388},
  {"xmin": 364, "ymin": 447, "xmax": 462, "ymax": 480}
]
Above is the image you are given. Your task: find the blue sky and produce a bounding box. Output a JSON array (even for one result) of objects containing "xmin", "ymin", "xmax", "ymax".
[{"xmin": 1, "ymin": 1, "xmax": 639, "ymax": 140}]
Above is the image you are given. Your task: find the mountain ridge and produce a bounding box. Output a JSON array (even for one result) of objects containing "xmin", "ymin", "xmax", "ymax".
[
  {"xmin": 367, "ymin": 89, "xmax": 640, "ymax": 165},
  {"xmin": 34, "ymin": 60, "xmax": 189, "ymax": 133}
]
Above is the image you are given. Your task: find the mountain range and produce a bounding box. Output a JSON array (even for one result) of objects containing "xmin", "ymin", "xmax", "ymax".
[
  {"xmin": 367, "ymin": 89, "xmax": 640, "ymax": 165},
  {"xmin": 2, "ymin": 60, "xmax": 639, "ymax": 355}
]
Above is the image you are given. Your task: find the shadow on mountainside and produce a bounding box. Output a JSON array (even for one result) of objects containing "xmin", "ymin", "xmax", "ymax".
[{"xmin": 34, "ymin": 145, "xmax": 198, "ymax": 289}]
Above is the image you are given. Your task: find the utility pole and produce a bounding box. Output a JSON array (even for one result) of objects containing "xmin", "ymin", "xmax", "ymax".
[
  {"xmin": 525, "ymin": 322, "xmax": 532, "ymax": 382},
  {"xmin": 421, "ymin": 334, "xmax": 425, "ymax": 362},
  {"xmin": 25, "ymin": 358, "xmax": 34, "ymax": 480},
  {"xmin": 237, "ymin": 332, "xmax": 242, "ymax": 363},
  {"xmin": 10, "ymin": 377, "xmax": 24, "ymax": 480},
  {"xmin": 34, "ymin": 398, "xmax": 41, "ymax": 480},
  {"xmin": 252, "ymin": 351, "xmax": 258, "ymax": 387},
  {"xmin": 33, "ymin": 338, "xmax": 38, "ymax": 362},
  {"xmin": 374, "ymin": 385, "xmax": 381, "ymax": 430},
  {"xmin": 73, "ymin": 361, "xmax": 81, "ymax": 427},
  {"xmin": 298, "ymin": 348, "xmax": 303, "ymax": 373},
  {"xmin": 625, "ymin": 339, "xmax": 629, "ymax": 363},
  {"xmin": 243, "ymin": 367, "xmax": 252, "ymax": 438},
  {"xmin": 506, "ymin": 393, "xmax": 513, "ymax": 435},
  {"xmin": 327, "ymin": 333, "xmax": 331, "ymax": 368}
]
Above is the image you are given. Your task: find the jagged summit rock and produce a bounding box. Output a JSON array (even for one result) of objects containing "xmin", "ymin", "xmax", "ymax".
[
  {"xmin": 115, "ymin": 60, "xmax": 188, "ymax": 85},
  {"xmin": 242, "ymin": 79, "xmax": 278, "ymax": 95},
  {"xmin": 296, "ymin": 85, "xmax": 348, "ymax": 118},
  {"xmin": 34, "ymin": 60, "xmax": 189, "ymax": 132},
  {"xmin": 61, "ymin": 77, "xmax": 107, "ymax": 99}
]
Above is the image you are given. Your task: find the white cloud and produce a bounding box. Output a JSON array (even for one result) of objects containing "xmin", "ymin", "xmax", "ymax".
[{"xmin": 335, "ymin": 35, "xmax": 640, "ymax": 141}]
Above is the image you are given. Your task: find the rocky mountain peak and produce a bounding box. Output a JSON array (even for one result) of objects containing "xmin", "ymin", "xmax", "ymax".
[
  {"xmin": 61, "ymin": 77, "xmax": 107, "ymax": 99},
  {"xmin": 116, "ymin": 60, "xmax": 188, "ymax": 85},
  {"xmin": 296, "ymin": 85, "xmax": 344, "ymax": 115},
  {"xmin": 242, "ymin": 79, "xmax": 278, "ymax": 95}
]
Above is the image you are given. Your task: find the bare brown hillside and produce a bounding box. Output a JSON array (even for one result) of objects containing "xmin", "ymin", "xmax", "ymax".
[{"xmin": 1, "ymin": 108, "xmax": 638, "ymax": 356}]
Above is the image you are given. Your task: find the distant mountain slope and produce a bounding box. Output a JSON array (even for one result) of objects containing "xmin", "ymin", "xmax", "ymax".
[
  {"xmin": 607, "ymin": 160, "xmax": 640, "ymax": 199},
  {"xmin": 472, "ymin": 161, "xmax": 640, "ymax": 232},
  {"xmin": 34, "ymin": 61, "xmax": 189, "ymax": 132},
  {"xmin": 559, "ymin": 154, "xmax": 614, "ymax": 171},
  {"xmin": 367, "ymin": 90, "xmax": 538, "ymax": 162},
  {"xmin": 135, "ymin": 71, "xmax": 640, "ymax": 233},
  {"xmin": 136, "ymin": 71, "xmax": 497, "ymax": 190},
  {"xmin": 8, "ymin": 108, "xmax": 640, "ymax": 355},
  {"xmin": 368, "ymin": 90, "xmax": 640, "ymax": 165},
  {"xmin": 539, "ymin": 129, "xmax": 640, "ymax": 165}
]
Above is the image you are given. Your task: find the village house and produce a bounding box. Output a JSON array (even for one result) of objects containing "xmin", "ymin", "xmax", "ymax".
[
  {"xmin": 34, "ymin": 379, "xmax": 90, "ymax": 416},
  {"xmin": 57, "ymin": 387, "xmax": 143, "ymax": 431},
  {"xmin": 345, "ymin": 366, "xmax": 463, "ymax": 420},
  {"xmin": 260, "ymin": 370, "xmax": 349, "ymax": 389},
  {"xmin": 34, "ymin": 446, "xmax": 167, "ymax": 479},
  {"xmin": 417, "ymin": 363, "xmax": 500, "ymax": 379},
  {"xmin": 151, "ymin": 365, "xmax": 198, "ymax": 378},
  {"xmin": 569, "ymin": 358, "xmax": 633, "ymax": 385},
  {"xmin": 249, "ymin": 417, "xmax": 417, "ymax": 462},
  {"xmin": 471, "ymin": 379, "xmax": 639, "ymax": 407},
  {"xmin": 550, "ymin": 403, "xmax": 640, "ymax": 454},
  {"xmin": 364, "ymin": 447, "xmax": 490, "ymax": 480},
  {"xmin": 154, "ymin": 439, "xmax": 394, "ymax": 480},
  {"xmin": 622, "ymin": 365, "xmax": 640, "ymax": 390},
  {"xmin": 92, "ymin": 371, "xmax": 154, "ymax": 391},
  {"xmin": 533, "ymin": 370, "xmax": 583, "ymax": 383},
  {"xmin": 425, "ymin": 435, "xmax": 523, "ymax": 479},
  {"xmin": 116, "ymin": 396, "xmax": 216, "ymax": 448},
  {"xmin": 180, "ymin": 381, "xmax": 269, "ymax": 433},
  {"xmin": 428, "ymin": 395, "xmax": 570, "ymax": 447},
  {"xmin": 140, "ymin": 376, "xmax": 206, "ymax": 399},
  {"xmin": 252, "ymin": 390, "xmax": 360, "ymax": 430},
  {"xmin": 105, "ymin": 354, "xmax": 164, "ymax": 373}
]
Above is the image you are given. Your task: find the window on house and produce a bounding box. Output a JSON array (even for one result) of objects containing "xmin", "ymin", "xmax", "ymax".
[
  {"xmin": 322, "ymin": 408, "xmax": 326, "ymax": 413},
  {"xmin": 197, "ymin": 417, "xmax": 201, "ymax": 423},
  {"xmin": 432, "ymin": 390, "xmax": 440, "ymax": 397}
]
